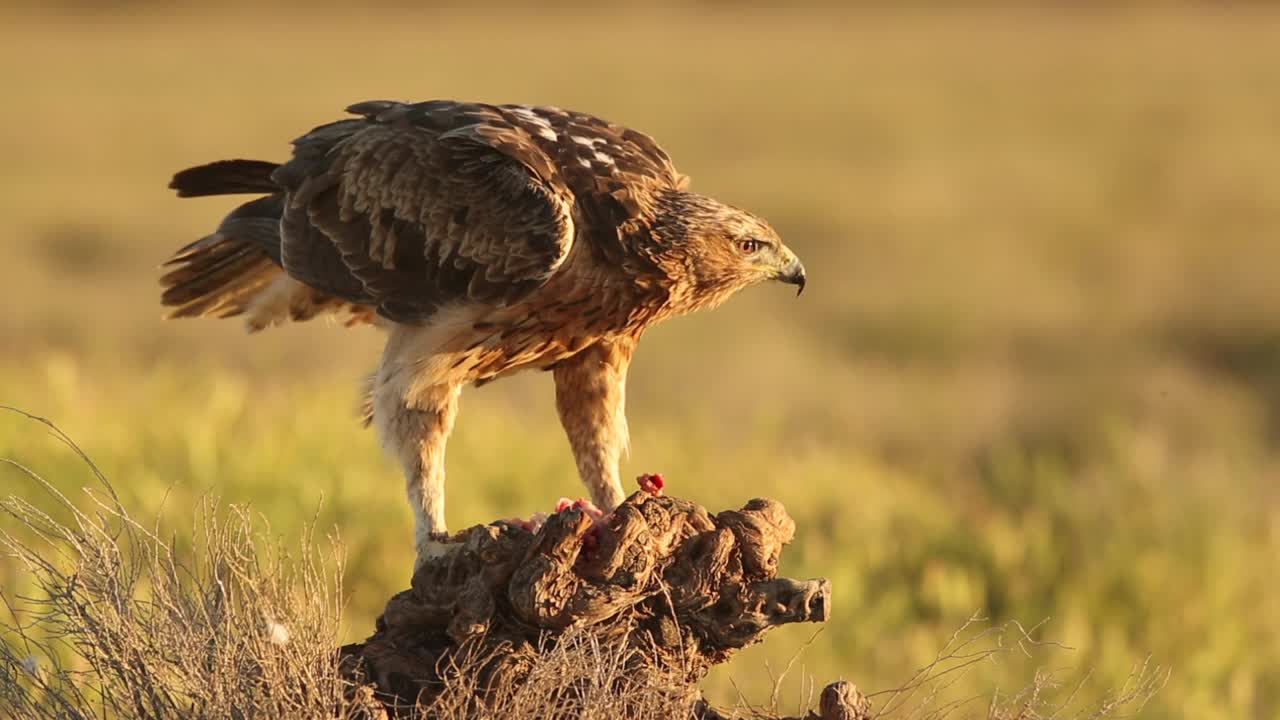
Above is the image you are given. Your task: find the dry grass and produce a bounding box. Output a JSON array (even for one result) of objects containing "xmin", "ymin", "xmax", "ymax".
[
  {"xmin": 0, "ymin": 411, "xmax": 351, "ymax": 718},
  {"xmin": 423, "ymin": 633, "xmax": 698, "ymax": 720},
  {"xmin": 870, "ymin": 617, "xmax": 1166, "ymax": 720}
]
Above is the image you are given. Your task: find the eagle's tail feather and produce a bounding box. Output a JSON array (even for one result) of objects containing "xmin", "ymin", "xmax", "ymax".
[
  {"xmin": 161, "ymin": 232, "xmax": 374, "ymax": 331},
  {"xmin": 160, "ymin": 234, "xmax": 279, "ymax": 320},
  {"xmin": 163, "ymin": 158, "xmax": 378, "ymax": 331},
  {"xmin": 169, "ymin": 159, "xmax": 281, "ymax": 197}
]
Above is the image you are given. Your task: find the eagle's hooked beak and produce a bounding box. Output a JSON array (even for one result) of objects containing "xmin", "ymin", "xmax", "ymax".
[{"xmin": 777, "ymin": 254, "xmax": 807, "ymax": 296}]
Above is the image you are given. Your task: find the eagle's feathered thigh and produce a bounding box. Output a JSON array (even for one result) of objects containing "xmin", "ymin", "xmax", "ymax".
[{"xmin": 161, "ymin": 100, "xmax": 806, "ymax": 564}]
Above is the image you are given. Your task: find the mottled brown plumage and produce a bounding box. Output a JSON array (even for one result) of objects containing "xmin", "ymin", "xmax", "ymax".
[{"xmin": 160, "ymin": 99, "xmax": 806, "ymax": 564}]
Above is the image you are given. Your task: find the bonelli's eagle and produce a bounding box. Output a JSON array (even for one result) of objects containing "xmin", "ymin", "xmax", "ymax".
[{"xmin": 161, "ymin": 99, "xmax": 806, "ymax": 564}]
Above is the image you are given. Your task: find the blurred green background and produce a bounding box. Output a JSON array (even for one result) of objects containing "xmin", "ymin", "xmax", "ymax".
[{"xmin": 1, "ymin": 3, "xmax": 1278, "ymax": 718}]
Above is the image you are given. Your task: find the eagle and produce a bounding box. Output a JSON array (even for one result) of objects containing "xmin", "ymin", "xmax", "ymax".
[{"xmin": 160, "ymin": 99, "xmax": 806, "ymax": 564}]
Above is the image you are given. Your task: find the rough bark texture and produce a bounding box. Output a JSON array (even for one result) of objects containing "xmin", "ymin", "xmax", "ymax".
[{"xmin": 339, "ymin": 490, "xmax": 861, "ymax": 718}]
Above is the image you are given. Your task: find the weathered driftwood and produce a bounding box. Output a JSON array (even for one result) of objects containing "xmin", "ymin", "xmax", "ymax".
[{"xmin": 340, "ymin": 488, "xmax": 861, "ymax": 718}]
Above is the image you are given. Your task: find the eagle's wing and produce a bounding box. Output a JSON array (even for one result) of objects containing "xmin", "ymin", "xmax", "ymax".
[
  {"xmin": 272, "ymin": 101, "xmax": 579, "ymax": 322},
  {"xmin": 496, "ymin": 103, "xmax": 689, "ymax": 268}
]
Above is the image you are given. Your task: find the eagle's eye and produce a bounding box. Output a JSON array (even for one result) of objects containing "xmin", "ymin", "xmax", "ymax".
[{"xmin": 738, "ymin": 239, "xmax": 761, "ymax": 255}]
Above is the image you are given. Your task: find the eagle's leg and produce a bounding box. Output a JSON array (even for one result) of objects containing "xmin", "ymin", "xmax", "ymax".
[
  {"xmin": 553, "ymin": 338, "xmax": 636, "ymax": 512},
  {"xmin": 371, "ymin": 368, "xmax": 462, "ymax": 568}
]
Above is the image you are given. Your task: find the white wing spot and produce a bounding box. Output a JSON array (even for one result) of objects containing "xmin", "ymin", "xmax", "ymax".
[
  {"xmin": 593, "ymin": 151, "xmax": 615, "ymax": 165},
  {"xmin": 535, "ymin": 126, "xmax": 558, "ymax": 141},
  {"xmin": 510, "ymin": 105, "xmax": 554, "ymax": 130},
  {"xmin": 571, "ymin": 135, "xmax": 594, "ymax": 146},
  {"xmin": 577, "ymin": 157, "xmax": 592, "ymax": 168}
]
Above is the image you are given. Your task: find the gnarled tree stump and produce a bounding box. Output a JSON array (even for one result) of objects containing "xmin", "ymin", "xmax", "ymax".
[{"xmin": 340, "ymin": 489, "xmax": 861, "ymax": 718}]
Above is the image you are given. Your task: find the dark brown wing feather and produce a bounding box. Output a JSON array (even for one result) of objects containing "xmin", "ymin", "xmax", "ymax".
[
  {"xmin": 273, "ymin": 101, "xmax": 580, "ymax": 322},
  {"xmin": 497, "ymin": 104, "xmax": 685, "ymax": 190},
  {"xmin": 495, "ymin": 103, "xmax": 688, "ymax": 268}
]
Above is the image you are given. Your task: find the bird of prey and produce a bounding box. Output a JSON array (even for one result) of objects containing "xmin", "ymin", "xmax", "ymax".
[{"xmin": 160, "ymin": 99, "xmax": 806, "ymax": 565}]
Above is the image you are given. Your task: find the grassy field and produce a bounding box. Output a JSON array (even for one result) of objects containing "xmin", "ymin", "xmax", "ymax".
[{"xmin": 1, "ymin": 4, "xmax": 1278, "ymax": 718}]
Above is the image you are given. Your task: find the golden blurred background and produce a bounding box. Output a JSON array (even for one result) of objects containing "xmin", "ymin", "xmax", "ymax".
[{"xmin": 1, "ymin": 3, "xmax": 1278, "ymax": 717}]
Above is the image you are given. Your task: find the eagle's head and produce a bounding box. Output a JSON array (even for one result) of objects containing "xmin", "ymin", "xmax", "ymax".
[{"xmin": 652, "ymin": 190, "xmax": 806, "ymax": 313}]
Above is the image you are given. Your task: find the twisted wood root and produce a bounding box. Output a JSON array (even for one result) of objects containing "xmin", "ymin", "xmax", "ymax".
[{"xmin": 339, "ymin": 491, "xmax": 858, "ymax": 717}]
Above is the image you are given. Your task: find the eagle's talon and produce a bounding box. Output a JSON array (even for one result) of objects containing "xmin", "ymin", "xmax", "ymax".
[{"xmin": 414, "ymin": 531, "xmax": 454, "ymax": 569}]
